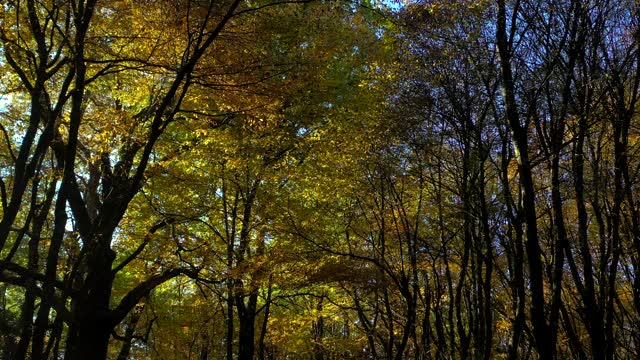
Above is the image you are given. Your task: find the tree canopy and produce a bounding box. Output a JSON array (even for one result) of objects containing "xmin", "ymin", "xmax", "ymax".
[{"xmin": 1, "ymin": 0, "xmax": 640, "ymax": 359}]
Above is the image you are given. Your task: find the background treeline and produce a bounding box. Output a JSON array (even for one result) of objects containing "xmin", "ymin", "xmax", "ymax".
[{"xmin": 1, "ymin": 0, "xmax": 639, "ymax": 359}]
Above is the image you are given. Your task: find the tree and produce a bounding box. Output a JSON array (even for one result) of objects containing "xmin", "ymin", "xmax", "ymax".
[
  {"xmin": 0, "ymin": 0, "xmax": 318, "ymax": 358},
  {"xmin": 3, "ymin": 0, "xmax": 640, "ymax": 359}
]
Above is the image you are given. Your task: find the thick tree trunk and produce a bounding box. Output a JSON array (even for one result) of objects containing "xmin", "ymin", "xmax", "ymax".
[
  {"xmin": 237, "ymin": 306, "xmax": 257, "ymax": 360},
  {"xmin": 65, "ymin": 241, "xmax": 116, "ymax": 360},
  {"xmin": 67, "ymin": 315, "xmax": 113, "ymax": 360}
]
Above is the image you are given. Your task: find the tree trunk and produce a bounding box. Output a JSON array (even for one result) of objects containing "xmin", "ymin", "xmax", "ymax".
[
  {"xmin": 237, "ymin": 304, "xmax": 257, "ymax": 360},
  {"xmin": 65, "ymin": 241, "xmax": 116, "ymax": 360},
  {"xmin": 116, "ymin": 303, "xmax": 145, "ymax": 360},
  {"xmin": 496, "ymin": 1, "xmax": 551, "ymax": 357}
]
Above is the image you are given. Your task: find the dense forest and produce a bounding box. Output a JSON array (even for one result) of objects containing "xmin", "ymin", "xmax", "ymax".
[{"xmin": 1, "ymin": 0, "xmax": 640, "ymax": 359}]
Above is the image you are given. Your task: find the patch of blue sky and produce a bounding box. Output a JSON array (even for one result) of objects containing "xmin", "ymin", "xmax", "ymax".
[
  {"xmin": 0, "ymin": 94, "xmax": 12, "ymax": 111},
  {"xmin": 377, "ymin": 0, "xmax": 406, "ymax": 11}
]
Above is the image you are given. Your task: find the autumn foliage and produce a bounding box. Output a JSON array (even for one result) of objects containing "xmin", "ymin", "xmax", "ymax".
[{"xmin": 1, "ymin": 0, "xmax": 640, "ymax": 359}]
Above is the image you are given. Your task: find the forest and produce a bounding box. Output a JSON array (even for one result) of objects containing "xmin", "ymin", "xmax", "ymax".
[{"xmin": 1, "ymin": 0, "xmax": 640, "ymax": 359}]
